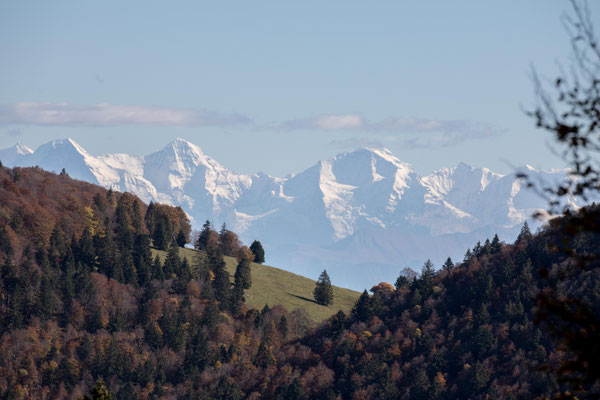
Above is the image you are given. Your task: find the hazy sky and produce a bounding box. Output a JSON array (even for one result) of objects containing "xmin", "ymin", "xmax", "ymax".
[{"xmin": 1, "ymin": 1, "xmax": 597, "ymax": 177}]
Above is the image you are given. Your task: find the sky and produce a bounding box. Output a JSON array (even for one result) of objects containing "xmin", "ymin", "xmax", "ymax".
[{"xmin": 1, "ymin": 1, "xmax": 597, "ymax": 177}]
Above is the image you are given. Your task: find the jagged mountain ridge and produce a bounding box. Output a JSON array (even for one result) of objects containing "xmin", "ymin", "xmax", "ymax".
[{"xmin": 0, "ymin": 137, "xmax": 576, "ymax": 289}]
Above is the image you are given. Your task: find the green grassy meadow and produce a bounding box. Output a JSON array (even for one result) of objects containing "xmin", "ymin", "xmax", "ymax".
[{"xmin": 152, "ymin": 247, "xmax": 361, "ymax": 325}]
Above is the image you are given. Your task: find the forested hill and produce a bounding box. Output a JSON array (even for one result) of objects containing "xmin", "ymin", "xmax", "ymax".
[
  {"xmin": 0, "ymin": 165, "xmax": 598, "ymax": 399},
  {"xmin": 0, "ymin": 165, "xmax": 356, "ymax": 398}
]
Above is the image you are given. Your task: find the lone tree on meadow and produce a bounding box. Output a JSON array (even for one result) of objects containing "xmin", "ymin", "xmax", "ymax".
[
  {"xmin": 313, "ymin": 269, "xmax": 334, "ymax": 306},
  {"xmin": 250, "ymin": 240, "xmax": 265, "ymax": 264}
]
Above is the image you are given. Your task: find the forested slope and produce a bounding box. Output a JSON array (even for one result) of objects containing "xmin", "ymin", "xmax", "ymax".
[
  {"xmin": 152, "ymin": 247, "xmax": 360, "ymax": 325},
  {"xmin": 0, "ymin": 165, "xmax": 598, "ymax": 399}
]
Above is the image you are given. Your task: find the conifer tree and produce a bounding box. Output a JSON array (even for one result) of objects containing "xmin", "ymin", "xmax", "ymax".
[
  {"xmin": 145, "ymin": 201, "xmax": 155, "ymax": 231},
  {"xmin": 234, "ymin": 257, "xmax": 252, "ymax": 290},
  {"xmin": 163, "ymin": 239, "xmax": 180, "ymax": 278},
  {"xmin": 463, "ymin": 248, "xmax": 473, "ymax": 266},
  {"xmin": 232, "ymin": 257, "xmax": 252, "ymax": 313},
  {"xmin": 49, "ymin": 225, "xmax": 66, "ymax": 261},
  {"xmin": 106, "ymin": 188, "xmax": 115, "ymax": 206},
  {"xmin": 152, "ymin": 254, "xmax": 164, "ymax": 281},
  {"xmin": 442, "ymin": 257, "xmax": 454, "ymax": 272},
  {"xmin": 131, "ymin": 199, "xmax": 143, "ymax": 233},
  {"xmin": 77, "ymin": 227, "xmax": 96, "ymax": 268},
  {"xmin": 174, "ymin": 258, "xmax": 192, "ymax": 294},
  {"xmin": 394, "ymin": 274, "xmax": 409, "ymax": 289},
  {"xmin": 195, "ymin": 220, "xmax": 212, "ymax": 250},
  {"xmin": 202, "ymin": 288, "xmax": 220, "ymax": 332},
  {"xmin": 176, "ymin": 229, "xmax": 187, "ymax": 247},
  {"xmin": 516, "ymin": 221, "xmax": 532, "ymax": 243},
  {"xmin": 133, "ymin": 234, "xmax": 152, "ymax": 285},
  {"xmin": 250, "ymin": 240, "xmax": 265, "ymax": 264},
  {"xmin": 152, "ymin": 216, "xmax": 171, "ymax": 251},
  {"xmin": 490, "ymin": 233, "xmax": 502, "ymax": 254},
  {"xmin": 352, "ymin": 290, "xmax": 373, "ymax": 321},
  {"xmin": 412, "ymin": 259, "xmax": 436, "ymax": 299},
  {"xmin": 208, "ymin": 246, "xmax": 232, "ymax": 310},
  {"xmin": 115, "ymin": 199, "xmax": 133, "ymax": 251},
  {"xmin": 313, "ymin": 269, "xmax": 334, "ymax": 306}
]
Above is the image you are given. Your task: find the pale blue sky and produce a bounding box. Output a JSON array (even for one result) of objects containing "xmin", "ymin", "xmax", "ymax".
[{"xmin": 1, "ymin": 1, "xmax": 596, "ymax": 176}]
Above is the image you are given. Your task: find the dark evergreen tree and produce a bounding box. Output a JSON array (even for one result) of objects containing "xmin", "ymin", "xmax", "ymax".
[
  {"xmin": 145, "ymin": 201, "xmax": 155, "ymax": 232},
  {"xmin": 207, "ymin": 246, "xmax": 232, "ymax": 310},
  {"xmin": 162, "ymin": 239, "xmax": 180, "ymax": 279},
  {"xmin": 131, "ymin": 199, "xmax": 143, "ymax": 233},
  {"xmin": 194, "ymin": 220, "xmax": 212, "ymax": 250},
  {"xmin": 49, "ymin": 225, "xmax": 66, "ymax": 261},
  {"xmin": 37, "ymin": 270, "xmax": 56, "ymax": 322},
  {"xmin": 115, "ymin": 199, "xmax": 134, "ymax": 251},
  {"xmin": 234, "ymin": 257, "xmax": 252, "ymax": 290},
  {"xmin": 442, "ymin": 257, "xmax": 454, "ymax": 272},
  {"xmin": 473, "ymin": 241, "xmax": 484, "ymax": 258},
  {"xmin": 395, "ymin": 274, "xmax": 409, "ymax": 289},
  {"xmin": 517, "ymin": 221, "xmax": 532, "ymax": 243},
  {"xmin": 249, "ymin": 240, "xmax": 265, "ymax": 264},
  {"xmin": 152, "ymin": 215, "xmax": 171, "ymax": 251},
  {"xmin": 120, "ymin": 250, "xmax": 137, "ymax": 286},
  {"xmin": 491, "ymin": 233, "xmax": 502, "ymax": 253},
  {"xmin": 133, "ymin": 234, "xmax": 152, "ymax": 286},
  {"xmin": 77, "ymin": 227, "xmax": 96, "ymax": 268},
  {"xmin": 231, "ymin": 258, "xmax": 251, "ymax": 314},
  {"xmin": 463, "ymin": 248, "xmax": 474, "ymax": 266},
  {"xmin": 152, "ymin": 254, "xmax": 165, "ymax": 281},
  {"xmin": 174, "ymin": 258, "xmax": 192, "ymax": 294},
  {"xmin": 313, "ymin": 269, "xmax": 334, "ymax": 306},
  {"xmin": 352, "ymin": 290, "xmax": 373, "ymax": 321},
  {"xmin": 176, "ymin": 229, "xmax": 187, "ymax": 247},
  {"xmin": 202, "ymin": 290, "xmax": 220, "ymax": 332},
  {"xmin": 60, "ymin": 248, "xmax": 76, "ymax": 326},
  {"xmin": 106, "ymin": 188, "xmax": 115, "ymax": 206}
]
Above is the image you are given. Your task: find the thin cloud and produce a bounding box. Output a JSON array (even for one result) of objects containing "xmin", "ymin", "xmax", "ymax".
[
  {"xmin": 280, "ymin": 114, "xmax": 365, "ymax": 131},
  {"xmin": 0, "ymin": 103, "xmax": 503, "ymax": 148},
  {"xmin": 280, "ymin": 113, "xmax": 504, "ymax": 148},
  {"xmin": 0, "ymin": 102, "xmax": 252, "ymax": 127}
]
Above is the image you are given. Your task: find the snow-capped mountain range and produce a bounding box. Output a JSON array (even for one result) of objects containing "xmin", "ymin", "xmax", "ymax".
[{"xmin": 0, "ymin": 138, "xmax": 577, "ymax": 289}]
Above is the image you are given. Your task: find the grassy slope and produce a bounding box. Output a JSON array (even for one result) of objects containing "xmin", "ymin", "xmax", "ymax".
[{"xmin": 152, "ymin": 247, "xmax": 361, "ymax": 325}]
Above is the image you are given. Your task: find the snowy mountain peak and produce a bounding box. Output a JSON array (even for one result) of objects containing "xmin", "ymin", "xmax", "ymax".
[
  {"xmin": 13, "ymin": 142, "xmax": 34, "ymax": 155},
  {"xmin": 167, "ymin": 137, "xmax": 205, "ymax": 155},
  {"xmin": 516, "ymin": 164, "xmax": 537, "ymax": 173},
  {"xmin": 34, "ymin": 137, "xmax": 91, "ymax": 159},
  {"xmin": 0, "ymin": 137, "xmax": 584, "ymax": 289},
  {"xmin": 363, "ymin": 146, "xmax": 411, "ymax": 168}
]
